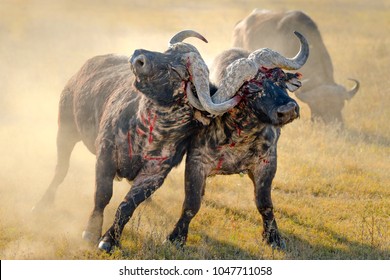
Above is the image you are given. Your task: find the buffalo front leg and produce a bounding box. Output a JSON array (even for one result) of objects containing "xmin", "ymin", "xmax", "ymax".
[
  {"xmin": 98, "ymin": 169, "xmax": 169, "ymax": 253},
  {"xmin": 168, "ymin": 158, "xmax": 206, "ymax": 246},
  {"xmin": 249, "ymin": 149, "xmax": 285, "ymax": 249},
  {"xmin": 82, "ymin": 148, "xmax": 116, "ymax": 244}
]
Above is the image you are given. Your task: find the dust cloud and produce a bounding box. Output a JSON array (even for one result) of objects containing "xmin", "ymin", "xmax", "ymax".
[
  {"xmin": 0, "ymin": 0, "xmax": 388, "ymax": 259},
  {"xmin": 0, "ymin": 0, "xmax": 234, "ymax": 259}
]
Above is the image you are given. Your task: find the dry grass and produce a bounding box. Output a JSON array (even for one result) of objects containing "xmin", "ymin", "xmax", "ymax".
[{"xmin": 0, "ymin": 0, "xmax": 389, "ymax": 259}]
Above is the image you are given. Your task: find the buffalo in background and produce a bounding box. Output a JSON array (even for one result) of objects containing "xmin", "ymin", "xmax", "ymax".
[{"xmin": 232, "ymin": 9, "xmax": 359, "ymax": 124}]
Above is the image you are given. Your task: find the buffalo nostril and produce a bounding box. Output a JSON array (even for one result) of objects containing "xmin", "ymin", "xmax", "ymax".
[
  {"xmin": 131, "ymin": 54, "xmax": 150, "ymax": 73},
  {"xmin": 134, "ymin": 55, "xmax": 146, "ymax": 68},
  {"xmin": 136, "ymin": 59, "xmax": 144, "ymax": 67},
  {"xmin": 276, "ymin": 102, "xmax": 298, "ymax": 121},
  {"xmin": 277, "ymin": 111, "xmax": 285, "ymax": 119}
]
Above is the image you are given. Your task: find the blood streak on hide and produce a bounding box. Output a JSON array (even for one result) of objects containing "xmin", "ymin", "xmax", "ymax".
[
  {"xmin": 144, "ymin": 154, "xmax": 168, "ymax": 164},
  {"xmin": 127, "ymin": 131, "xmax": 133, "ymax": 159},
  {"xmin": 215, "ymin": 156, "xmax": 224, "ymax": 172},
  {"xmin": 236, "ymin": 126, "xmax": 242, "ymax": 137},
  {"xmin": 147, "ymin": 110, "xmax": 158, "ymax": 144},
  {"xmin": 136, "ymin": 127, "xmax": 146, "ymax": 136},
  {"xmin": 186, "ymin": 58, "xmax": 193, "ymax": 82}
]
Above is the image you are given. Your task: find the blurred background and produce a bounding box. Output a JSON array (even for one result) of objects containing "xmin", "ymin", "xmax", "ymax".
[{"xmin": 0, "ymin": 0, "xmax": 389, "ymax": 259}]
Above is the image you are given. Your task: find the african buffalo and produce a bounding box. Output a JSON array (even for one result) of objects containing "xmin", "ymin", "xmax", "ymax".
[
  {"xmin": 33, "ymin": 30, "xmax": 239, "ymax": 253},
  {"xmin": 168, "ymin": 32, "xmax": 309, "ymax": 249},
  {"xmin": 232, "ymin": 9, "xmax": 359, "ymax": 124}
]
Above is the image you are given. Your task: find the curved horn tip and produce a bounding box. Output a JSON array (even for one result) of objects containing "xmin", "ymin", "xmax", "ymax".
[
  {"xmin": 293, "ymin": 31, "xmax": 308, "ymax": 46},
  {"xmin": 348, "ymin": 78, "xmax": 360, "ymax": 84},
  {"xmin": 293, "ymin": 31, "xmax": 309, "ymax": 50},
  {"xmin": 293, "ymin": 31, "xmax": 304, "ymax": 39},
  {"xmin": 169, "ymin": 30, "xmax": 208, "ymax": 45},
  {"xmin": 346, "ymin": 78, "xmax": 360, "ymax": 99},
  {"xmin": 292, "ymin": 30, "xmax": 310, "ymax": 67}
]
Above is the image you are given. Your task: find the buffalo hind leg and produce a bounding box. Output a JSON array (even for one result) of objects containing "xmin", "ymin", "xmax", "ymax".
[
  {"xmin": 33, "ymin": 121, "xmax": 79, "ymax": 212},
  {"xmin": 168, "ymin": 160, "xmax": 205, "ymax": 246},
  {"xmin": 98, "ymin": 170, "xmax": 169, "ymax": 253},
  {"xmin": 249, "ymin": 152, "xmax": 285, "ymax": 249}
]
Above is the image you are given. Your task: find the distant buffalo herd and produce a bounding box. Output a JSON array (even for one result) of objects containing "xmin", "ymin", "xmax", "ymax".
[{"xmin": 33, "ymin": 10, "xmax": 358, "ymax": 253}]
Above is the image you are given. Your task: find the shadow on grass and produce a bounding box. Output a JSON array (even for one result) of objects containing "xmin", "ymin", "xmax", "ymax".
[
  {"xmin": 116, "ymin": 230, "xmax": 262, "ymax": 260},
  {"xmin": 114, "ymin": 199, "xmax": 262, "ymax": 259},
  {"xmin": 198, "ymin": 199, "xmax": 389, "ymax": 260},
  {"xmin": 282, "ymin": 232, "xmax": 389, "ymax": 260},
  {"xmin": 278, "ymin": 208, "xmax": 389, "ymax": 260},
  {"xmin": 90, "ymin": 195, "xmax": 389, "ymax": 260}
]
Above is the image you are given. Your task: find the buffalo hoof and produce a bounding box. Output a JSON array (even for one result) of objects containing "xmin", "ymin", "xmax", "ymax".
[
  {"xmin": 98, "ymin": 240, "xmax": 113, "ymax": 253},
  {"xmin": 82, "ymin": 231, "xmax": 100, "ymax": 245},
  {"xmin": 97, "ymin": 235, "xmax": 120, "ymax": 253},
  {"xmin": 264, "ymin": 230, "xmax": 286, "ymax": 250},
  {"xmin": 164, "ymin": 238, "xmax": 185, "ymax": 249},
  {"xmin": 166, "ymin": 232, "xmax": 187, "ymax": 248}
]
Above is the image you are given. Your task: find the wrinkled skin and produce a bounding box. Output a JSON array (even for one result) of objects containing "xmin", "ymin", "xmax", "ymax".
[
  {"xmin": 232, "ymin": 9, "xmax": 359, "ymax": 124},
  {"xmin": 168, "ymin": 57, "xmax": 301, "ymax": 249},
  {"xmin": 33, "ymin": 37, "xmax": 210, "ymax": 253}
]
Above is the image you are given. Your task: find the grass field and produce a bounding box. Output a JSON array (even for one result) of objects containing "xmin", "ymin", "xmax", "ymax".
[{"xmin": 0, "ymin": 0, "xmax": 389, "ymax": 259}]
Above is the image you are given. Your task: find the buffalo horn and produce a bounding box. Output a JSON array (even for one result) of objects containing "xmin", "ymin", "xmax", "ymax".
[
  {"xmin": 345, "ymin": 78, "xmax": 359, "ymax": 100},
  {"xmin": 169, "ymin": 30, "xmax": 208, "ymax": 46},
  {"xmin": 167, "ymin": 30, "xmax": 211, "ymax": 111},
  {"xmin": 186, "ymin": 83, "xmax": 205, "ymax": 111},
  {"xmin": 185, "ymin": 52, "xmax": 242, "ymax": 115},
  {"xmin": 210, "ymin": 31, "xmax": 309, "ymax": 107},
  {"xmin": 248, "ymin": 31, "xmax": 309, "ymax": 70}
]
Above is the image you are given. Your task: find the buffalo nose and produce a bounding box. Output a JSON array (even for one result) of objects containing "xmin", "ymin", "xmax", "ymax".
[
  {"xmin": 130, "ymin": 53, "xmax": 151, "ymax": 75},
  {"xmin": 276, "ymin": 102, "xmax": 299, "ymax": 123}
]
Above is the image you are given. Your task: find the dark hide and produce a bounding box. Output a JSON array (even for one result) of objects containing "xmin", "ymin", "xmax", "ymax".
[
  {"xmin": 34, "ymin": 46, "xmax": 207, "ymax": 252},
  {"xmin": 168, "ymin": 55, "xmax": 301, "ymax": 249}
]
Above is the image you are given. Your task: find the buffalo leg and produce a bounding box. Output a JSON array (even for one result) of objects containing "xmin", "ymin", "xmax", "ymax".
[
  {"xmin": 98, "ymin": 169, "xmax": 169, "ymax": 252},
  {"xmin": 82, "ymin": 146, "xmax": 116, "ymax": 244},
  {"xmin": 33, "ymin": 119, "xmax": 79, "ymax": 212},
  {"xmin": 168, "ymin": 158, "xmax": 205, "ymax": 246},
  {"xmin": 249, "ymin": 149, "xmax": 285, "ymax": 249}
]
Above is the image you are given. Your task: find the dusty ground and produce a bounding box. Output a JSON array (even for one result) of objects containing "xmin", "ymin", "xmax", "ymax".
[{"xmin": 0, "ymin": 0, "xmax": 389, "ymax": 259}]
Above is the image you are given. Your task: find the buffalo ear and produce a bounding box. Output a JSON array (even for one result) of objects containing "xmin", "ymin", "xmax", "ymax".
[{"xmin": 285, "ymin": 73, "xmax": 302, "ymax": 92}]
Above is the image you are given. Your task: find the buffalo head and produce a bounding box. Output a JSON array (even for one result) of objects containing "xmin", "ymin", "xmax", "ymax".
[
  {"xmin": 295, "ymin": 79, "xmax": 359, "ymax": 123},
  {"xmin": 130, "ymin": 30, "xmax": 209, "ymax": 107},
  {"xmin": 239, "ymin": 68, "xmax": 301, "ymax": 126},
  {"xmin": 189, "ymin": 31, "xmax": 309, "ymax": 118}
]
